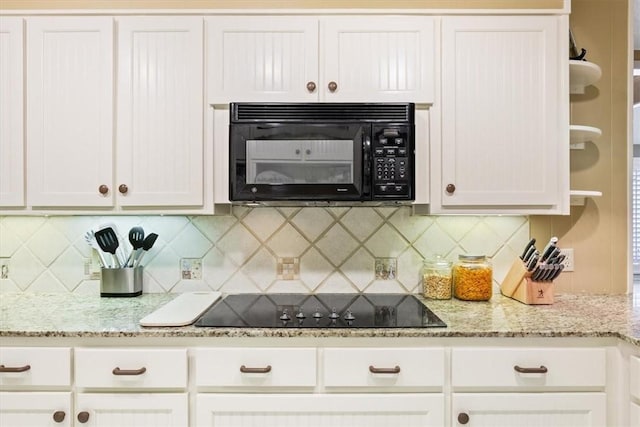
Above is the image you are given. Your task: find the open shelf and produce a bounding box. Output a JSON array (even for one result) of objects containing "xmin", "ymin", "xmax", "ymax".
[
  {"xmin": 570, "ymin": 125, "xmax": 602, "ymax": 149},
  {"xmin": 570, "ymin": 190, "xmax": 602, "ymax": 206},
  {"xmin": 569, "ymin": 60, "xmax": 602, "ymax": 94}
]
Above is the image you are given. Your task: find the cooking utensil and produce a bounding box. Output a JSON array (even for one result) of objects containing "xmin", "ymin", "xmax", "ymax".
[
  {"xmin": 134, "ymin": 233, "xmax": 158, "ymax": 267},
  {"xmin": 125, "ymin": 226, "xmax": 145, "ymax": 267},
  {"xmin": 84, "ymin": 230, "xmax": 109, "ymax": 268},
  {"xmin": 94, "ymin": 227, "xmax": 122, "ymax": 268},
  {"xmin": 97, "ymin": 222, "xmax": 127, "ymax": 266}
]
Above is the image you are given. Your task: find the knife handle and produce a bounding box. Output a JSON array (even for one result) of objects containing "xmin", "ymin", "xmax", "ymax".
[{"xmin": 520, "ymin": 238, "xmax": 536, "ymax": 260}]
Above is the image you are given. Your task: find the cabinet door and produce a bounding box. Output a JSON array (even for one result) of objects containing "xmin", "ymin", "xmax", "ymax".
[
  {"xmin": 0, "ymin": 392, "xmax": 72, "ymax": 427},
  {"xmin": 452, "ymin": 393, "xmax": 605, "ymax": 426},
  {"xmin": 436, "ymin": 16, "xmax": 568, "ymax": 214},
  {"xmin": 321, "ymin": 17, "xmax": 435, "ymax": 102},
  {"xmin": 26, "ymin": 17, "xmax": 113, "ymax": 207},
  {"xmin": 197, "ymin": 393, "xmax": 444, "ymax": 426},
  {"xmin": 206, "ymin": 16, "xmax": 319, "ymax": 103},
  {"xmin": 0, "ymin": 18, "xmax": 24, "ymax": 208},
  {"xmin": 117, "ymin": 17, "xmax": 203, "ymax": 207},
  {"xmin": 75, "ymin": 393, "xmax": 187, "ymax": 427}
]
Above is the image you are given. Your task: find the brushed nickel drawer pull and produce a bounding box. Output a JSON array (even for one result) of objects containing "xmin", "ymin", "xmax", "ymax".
[
  {"xmin": 112, "ymin": 366, "xmax": 147, "ymax": 376},
  {"xmin": 240, "ymin": 365, "xmax": 272, "ymax": 373},
  {"xmin": 514, "ymin": 365, "xmax": 548, "ymax": 374},
  {"xmin": 369, "ymin": 365, "xmax": 401, "ymax": 374},
  {"xmin": 0, "ymin": 364, "xmax": 31, "ymax": 373}
]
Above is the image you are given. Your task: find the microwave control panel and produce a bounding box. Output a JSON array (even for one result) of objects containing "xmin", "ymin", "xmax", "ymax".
[{"xmin": 372, "ymin": 126, "xmax": 412, "ymax": 199}]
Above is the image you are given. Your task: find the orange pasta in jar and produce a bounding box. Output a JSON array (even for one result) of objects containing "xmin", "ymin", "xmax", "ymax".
[{"xmin": 452, "ymin": 255, "xmax": 492, "ymax": 301}]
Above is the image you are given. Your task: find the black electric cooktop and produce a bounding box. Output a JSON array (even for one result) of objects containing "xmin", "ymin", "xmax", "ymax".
[{"xmin": 194, "ymin": 294, "xmax": 446, "ymax": 328}]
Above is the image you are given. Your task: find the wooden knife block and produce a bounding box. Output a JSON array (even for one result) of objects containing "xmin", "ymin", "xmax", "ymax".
[{"xmin": 500, "ymin": 259, "xmax": 554, "ymax": 305}]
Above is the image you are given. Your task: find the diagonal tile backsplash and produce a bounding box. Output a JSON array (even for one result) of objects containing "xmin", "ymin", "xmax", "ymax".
[{"xmin": 0, "ymin": 207, "xmax": 529, "ymax": 295}]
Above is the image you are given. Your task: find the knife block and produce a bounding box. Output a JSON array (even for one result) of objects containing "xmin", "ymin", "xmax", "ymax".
[{"xmin": 500, "ymin": 259, "xmax": 554, "ymax": 305}]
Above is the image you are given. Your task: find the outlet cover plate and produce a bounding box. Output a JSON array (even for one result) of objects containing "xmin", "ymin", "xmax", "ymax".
[{"xmin": 181, "ymin": 258, "xmax": 203, "ymax": 280}]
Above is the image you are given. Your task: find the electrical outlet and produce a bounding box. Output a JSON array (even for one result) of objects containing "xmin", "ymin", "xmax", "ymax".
[
  {"xmin": 375, "ymin": 258, "xmax": 397, "ymax": 280},
  {"xmin": 181, "ymin": 258, "xmax": 203, "ymax": 280},
  {"xmin": 559, "ymin": 248, "xmax": 574, "ymax": 272},
  {"xmin": 277, "ymin": 257, "xmax": 300, "ymax": 280},
  {"xmin": 0, "ymin": 258, "xmax": 9, "ymax": 279},
  {"xmin": 84, "ymin": 257, "xmax": 102, "ymax": 279}
]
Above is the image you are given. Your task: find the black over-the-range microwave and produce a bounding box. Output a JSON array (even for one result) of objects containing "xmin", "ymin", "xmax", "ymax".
[{"xmin": 229, "ymin": 102, "xmax": 415, "ymax": 206}]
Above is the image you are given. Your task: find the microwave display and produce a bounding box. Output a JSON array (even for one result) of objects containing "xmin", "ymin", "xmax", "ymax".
[{"xmin": 229, "ymin": 103, "xmax": 415, "ymax": 205}]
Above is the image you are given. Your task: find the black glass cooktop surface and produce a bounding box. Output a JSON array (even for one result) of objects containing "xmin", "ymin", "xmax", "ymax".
[{"xmin": 194, "ymin": 294, "xmax": 446, "ymax": 328}]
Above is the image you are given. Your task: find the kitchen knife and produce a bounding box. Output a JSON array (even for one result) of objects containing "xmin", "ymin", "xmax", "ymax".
[
  {"xmin": 520, "ymin": 238, "xmax": 536, "ymax": 260},
  {"xmin": 549, "ymin": 264, "xmax": 565, "ymax": 281},
  {"xmin": 541, "ymin": 240, "xmax": 559, "ymax": 262},
  {"xmin": 526, "ymin": 253, "xmax": 540, "ymax": 271},
  {"xmin": 540, "ymin": 236, "xmax": 558, "ymax": 260},
  {"xmin": 523, "ymin": 245, "xmax": 537, "ymax": 263}
]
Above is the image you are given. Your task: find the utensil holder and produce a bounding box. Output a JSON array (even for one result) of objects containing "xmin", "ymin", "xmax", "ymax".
[
  {"xmin": 100, "ymin": 267, "xmax": 143, "ymax": 297},
  {"xmin": 500, "ymin": 259, "xmax": 554, "ymax": 305}
]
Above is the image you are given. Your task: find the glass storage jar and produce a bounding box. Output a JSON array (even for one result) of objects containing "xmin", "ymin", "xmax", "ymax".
[
  {"xmin": 421, "ymin": 256, "xmax": 452, "ymax": 299},
  {"xmin": 452, "ymin": 255, "xmax": 493, "ymax": 301}
]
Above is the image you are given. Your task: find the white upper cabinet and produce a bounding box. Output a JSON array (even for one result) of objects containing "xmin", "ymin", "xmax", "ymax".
[
  {"xmin": 206, "ymin": 16, "xmax": 435, "ymax": 104},
  {"xmin": 206, "ymin": 16, "xmax": 318, "ymax": 103},
  {"xmin": 433, "ymin": 15, "xmax": 568, "ymax": 214},
  {"xmin": 321, "ymin": 17, "xmax": 434, "ymax": 102},
  {"xmin": 116, "ymin": 17, "xmax": 204, "ymax": 208},
  {"xmin": 0, "ymin": 18, "xmax": 24, "ymax": 208},
  {"xmin": 26, "ymin": 17, "xmax": 114, "ymax": 207}
]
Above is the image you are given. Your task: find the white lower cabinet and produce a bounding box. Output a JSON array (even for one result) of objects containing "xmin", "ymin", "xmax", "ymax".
[
  {"xmin": 75, "ymin": 393, "xmax": 188, "ymax": 426},
  {"xmin": 194, "ymin": 347, "xmax": 445, "ymax": 426},
  {"xmin": 451, "ymin": 347, "xmax": 607, "ymax": 426},
  {"xmin": 0, "ymin": 347, "xmax": 72, "ymax": 426},
  {"xmin": 196, "ymin": 393, "xmax": 444, "ymax": 427},
  {"xmin": 323, "ymin": 347, "xmax": 444, "ymax": 390},
  {"xmin": 631, "ymin": 402, "xmax": 640, "ymax": 427},
  {"xmin": 452, "ymin": 393, "xmax": 606, "ymax": 426},
  {"xmin": 0, "ymin": 392, "xmax": 72, "ymax": 426},
  {"xmin": 74, "ymin": 348, "xmax": 188, "ymax": 426}
]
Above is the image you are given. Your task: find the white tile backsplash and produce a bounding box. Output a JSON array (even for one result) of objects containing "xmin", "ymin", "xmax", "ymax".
[{"xmin": 0, "ymin": 207, "xmax": 529, "ymax": 295}]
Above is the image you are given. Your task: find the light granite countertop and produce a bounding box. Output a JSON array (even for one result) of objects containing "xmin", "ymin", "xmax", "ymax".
[{"xmin": 0, "ymin": 292, "xmax": 638, "ymax": 346}]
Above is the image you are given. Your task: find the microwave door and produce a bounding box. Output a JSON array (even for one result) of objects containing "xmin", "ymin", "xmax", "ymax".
[{"xmin": 231, "ymin": 124, "xmax": 366, "ymax": 202}]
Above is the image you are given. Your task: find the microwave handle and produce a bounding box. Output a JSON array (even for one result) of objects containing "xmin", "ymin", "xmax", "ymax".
[{"xmin": 363, "ymin": 134, "xmax": 372, "ymax": 197}]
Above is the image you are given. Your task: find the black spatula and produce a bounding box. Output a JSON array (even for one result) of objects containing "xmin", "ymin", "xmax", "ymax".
[{"xmin": 95, "ymin": 227, "xmax": 121, "ymax": 268}]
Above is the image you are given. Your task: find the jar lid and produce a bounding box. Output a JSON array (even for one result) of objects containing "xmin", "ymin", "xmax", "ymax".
[
  {"xmin": 458, "ymin": 254, "xmax": 486, "ymax": 261},
  {"xmin": 423, "ymin": 255, "xmax": 452, "ymax": 267}
]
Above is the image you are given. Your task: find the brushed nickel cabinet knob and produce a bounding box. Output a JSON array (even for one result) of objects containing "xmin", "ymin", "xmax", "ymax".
[
  {"xmin": 77, "ymin": 411, "xmax": 90, "ymax": 423},
  {"xmin": 52, "ymin": 411, "xmax": 66, "ymax": 423},
  {"xmin": 458, "ymin": 412, "xmax": 470, "ymax": 424},
  {"xmin": 306, "ymin": 81, "xmax": 316, "ymax": 92},
  {"xmin": 446, "ymin": 183, "xmax": 456, "ymax": 194},
  {"xmin": 98, "ymin": 185, "xmax": 109, "ymax": 195}
]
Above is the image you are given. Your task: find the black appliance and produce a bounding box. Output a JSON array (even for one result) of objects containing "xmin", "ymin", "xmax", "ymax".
[
  {"xmin": 229, "ymin": 103, "xmax": 415, "ymax": 205},
  {"xmin": 194, "ymin": 294, "xmax": 446, "ymax": 328}
]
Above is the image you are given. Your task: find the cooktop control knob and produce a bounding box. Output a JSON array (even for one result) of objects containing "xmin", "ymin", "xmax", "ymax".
[
  {"xmin": 312, "ymin": 307, "xmax": 323, "ymax": 320},
  {"xmin": 279, "ymin": 309, "xmax": 291, "ymax": 322},
  {"xmin": 329, "ymin": 308, "xmax": 340, "ymax": 320},
  {"xmin": 295, "ymin": 310, "xmax": 306, "ymax": 320},
  {"xmin": 344, "ymin": 309, "xmax": 355, "ymax": 323}
]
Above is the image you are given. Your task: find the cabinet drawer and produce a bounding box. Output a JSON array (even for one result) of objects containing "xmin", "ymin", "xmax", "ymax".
[
  {"xmin": 0, "ymin": 347, "xmax": 71, "ymax": 388},
  {"xmin": 194, "ymin": 348, "xmax": 316, "ymax": 388},
  {"xmin": 323, "ymin": 348, "xmax": 444, "ymax": 389},
  {"xmin": 75, "ymin": 348, "xmax": 187, "ymax": 389},
  {"xmin": 631, "ymin": 356, "xmax": 640, "ymax": 400},
  {"xmin": 452, "ymin": 348, "xmax": 605, "ymax": 389}
]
